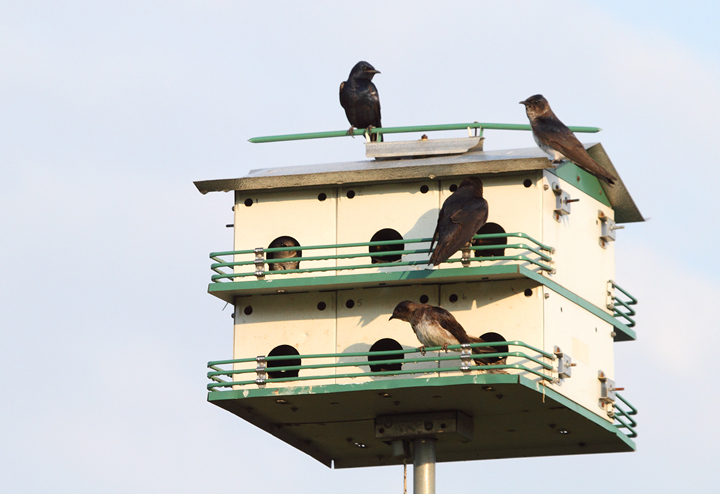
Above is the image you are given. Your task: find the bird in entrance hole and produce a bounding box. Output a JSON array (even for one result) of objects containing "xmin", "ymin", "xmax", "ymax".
[
  {"xmin": 520, "ymin": 94, "xmax": 617, "ymax": 185},
  {"xmin": 267, "ymin": 236, "xmax": 301, "ymax": 271},
  {"xmin": 389, "ymin": 300, "xmax": 506, "ymax": 371},
  {"xmin": 428, "ymin": 177, "xmax": 488, "ymax": 267},
  {"xmin": 340, "ymin": 61, "xmax": 382, "ymax": 141}
]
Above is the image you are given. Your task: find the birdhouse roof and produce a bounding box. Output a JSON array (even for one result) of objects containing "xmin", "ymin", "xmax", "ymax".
[{"xmin": 194, "ymin": 143, "xmax": 643, "ymax": 223}]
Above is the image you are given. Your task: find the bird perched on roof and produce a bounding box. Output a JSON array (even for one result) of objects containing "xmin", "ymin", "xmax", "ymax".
[
  {"xmin": 389, "ymin": 301, "xmax": 504, "ymax": 368},
  {"xmin": 340, "ymin": 61, "xmax": 382, "ymax": 142},
  {"xmin": 520, "ymin": 94, "xmax": 617, "ymax": 185},
  {"xmin": 267, "ymin": 236, "xmax": 301, "ymax": 271},
  {"xmin": 428, "ymin": 177, "xmax": 488, "ymax": 267}
]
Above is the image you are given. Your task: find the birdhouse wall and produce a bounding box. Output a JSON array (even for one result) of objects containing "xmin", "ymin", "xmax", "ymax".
[
  {"xmin": 336, "ymin": 181, "xmax": 439, "ymax": 272},
  {"xmin": 436, "ymin": 280, "xmax": 546, "ymax": 378},
  {"xmin": 540, "ymin": 171, "xmax": 615, "ymax": 311},
  {"xmin": 434, "ymin": 172, "xmax": 544, "ymax": 270},
  {"xmin": 335, "ymin": 285, "xmax": 441, "ymax": 384},
  {"xmin": 233, "ymin": 291, "xmax": 337, "ymax": 388},
  {"xmin": 233, "ymin": 188, "xmax": 339, "ymax": 278},
  {"xmin": 543, "ymin": 288, "xmax": 615, "ymax": 421}
]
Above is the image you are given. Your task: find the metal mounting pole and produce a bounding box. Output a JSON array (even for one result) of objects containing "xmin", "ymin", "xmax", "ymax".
[{"xmin": 413, "ymin": 438, "xmax": 436, "ymax": 494}]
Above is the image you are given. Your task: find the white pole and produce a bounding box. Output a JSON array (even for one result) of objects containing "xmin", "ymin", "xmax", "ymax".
[{"xmin": 413, "ymin": 438, "xmax": 436, "ymax": 494}]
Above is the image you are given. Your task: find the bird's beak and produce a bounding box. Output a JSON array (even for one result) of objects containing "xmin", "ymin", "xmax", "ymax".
[
  {"xmin": 388, "ymin": 315, "xmax": 395, "ymax": 321},
  {"xmin": 519, "ymin": 100, "xmax": 527, "ymax": 105},
  {"xmin": 367, "ymin": 69, "xmax": 380, "ymax": 75}
]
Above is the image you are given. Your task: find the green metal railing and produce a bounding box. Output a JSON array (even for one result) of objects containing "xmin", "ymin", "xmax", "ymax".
[
  {"xmin": 207, "ymin": 340, "xmax": 555, "ymax": 390},
  {"xmin": 209, "ymin": 232, "xmax": 554, "ymax": 282},
  {"xmin": 249, "ymin": 122, "xmax": 601, "ymax": 143},
  {"xmin": 609, "ymin": 281, "xmax": 638, "ymax": 328},
  {"xmin": 613, "ymin": 392, "xmax": 638, "ymax": 438}
]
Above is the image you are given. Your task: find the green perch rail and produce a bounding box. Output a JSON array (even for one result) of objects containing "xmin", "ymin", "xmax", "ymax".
[{"xmin": 249, "ymin": 122, "xmax": 602, "ymax": 143}]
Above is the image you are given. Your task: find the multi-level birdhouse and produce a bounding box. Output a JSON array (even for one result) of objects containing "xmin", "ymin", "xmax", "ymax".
[{"xmin": 196, "ymin": 126, "xmax": 641, "ymax": 469}]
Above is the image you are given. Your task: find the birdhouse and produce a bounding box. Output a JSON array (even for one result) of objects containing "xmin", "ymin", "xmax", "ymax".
[{"xmin": 195, "ymin": 127, "xmax": 641, "ymax": 469}]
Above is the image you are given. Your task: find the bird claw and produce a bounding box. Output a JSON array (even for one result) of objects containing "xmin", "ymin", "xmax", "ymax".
[
  {"xmin": 346, "ymin": 126, "xmax": 356, "ymax": 138},
  {"xmin": 418, "ymin": 346, "xmax": 426, "ymax": 356},
  {"xmin": 442, "ymin": 344, "xmax": 449, "ymax": 352}
]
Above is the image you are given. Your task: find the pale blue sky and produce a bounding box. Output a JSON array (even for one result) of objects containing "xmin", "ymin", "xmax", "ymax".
[{"xmin": 2, "ymin": 2, "xmax": 718, "ymax": 492}]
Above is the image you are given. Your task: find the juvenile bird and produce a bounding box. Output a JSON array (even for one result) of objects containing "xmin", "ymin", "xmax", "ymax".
[
  {"xmin": 340, "ymin": 61, "xmax": 382, "ymax": 142},
  {"xmin": 267, "ymin": 236, "xmax": 301, "ymax": 271},
  {"xmin": 428, "ymin": 177, "xmax": 488, "ymax": 267},
  {"xmin": 389, "ymin": 301, "xmax": 500, "ymax": 366},
  {"xmin": 520, "ymin": 94, "xmax": 617, "ymax": 185}
]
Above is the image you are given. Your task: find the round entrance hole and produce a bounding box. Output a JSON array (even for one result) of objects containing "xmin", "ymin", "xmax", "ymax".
[
  {"xmin": 473, "ymin": 223, "xmax": 507, "ymax": 258},
  {"xmin": 369, "ymin": 228, "xmax": 404, "ymax": 264},
  {"xmin": 267, "ymin": 345, "xmax": 301, "ymax": 380},
  {"xmin": 368, "ymin": 338, "xmax": 403, "ymax": 373}
]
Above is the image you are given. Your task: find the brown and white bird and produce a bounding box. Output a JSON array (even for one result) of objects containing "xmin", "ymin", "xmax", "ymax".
[
  {"xmin": 267, "ymin": 236, "xmax": 301, "ymax": 271},
  {"xmin": 428, "ymin": 177, "xmax": 488, "ymax": 267},
  {"xmin": 389, "ymin": 300, "xmax": 499, "ymax": 366},
  {"xmin": 520, "ymin": 94, "xmax": 617, "ymax": 185}
]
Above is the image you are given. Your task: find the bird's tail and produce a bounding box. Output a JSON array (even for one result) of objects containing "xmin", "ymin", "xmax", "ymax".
[{"xmin": 467, "ymin": 335, "xmax": 508, "ymax": 370}]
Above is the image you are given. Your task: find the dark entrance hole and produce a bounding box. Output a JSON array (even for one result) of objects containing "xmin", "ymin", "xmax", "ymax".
[
  {"xmin": 473, "ymin": 223, "xmax": 507, "ymax": 258},
  {"xmin": 478, "ymin": 332, "xmax": 508, "ymax": 364},
  {"xmin": 369, "ymin": 228, "xmax": 404, "ymax": 264},
  {"xmin": 267, "ymin": 236, "xmax": 301, "ymax": 271},
  {"xmin": 267, "ymin": 345, "xmax": 301, "ymax": 380},
  {"xmin": 368, "ymin": 338, "xmax": 403, "ymax": 373}
]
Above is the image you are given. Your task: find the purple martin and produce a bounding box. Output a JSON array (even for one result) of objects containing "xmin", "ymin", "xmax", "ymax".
[
  {"xmin": 520, "ymin": 94, "xmax": 618, "ymax": 185},
  {"xmin": 389, "ymin": 301, "xmax": 502, "ymax": 367},
  {"xmin": 340, "ymin": 61, "xmax": 382, "ymax": 142},
  {"xmin": 428, "ymin": 177, "xmax": 488, "ymax": 267},
  {"xmin": 267, "ymin": 236, "xmax": 301, "ymax": 271}
]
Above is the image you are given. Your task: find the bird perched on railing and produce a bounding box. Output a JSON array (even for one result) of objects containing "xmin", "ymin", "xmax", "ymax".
[
  {"xmin": 428, "ymin": 177, "xmax": 488, "ymax": 267},
  {"xmin": 389, "ymin": 300, "xmax": 505, "ymax": 370},
  {"xmin": 340, "ymin": 61, "xmax": 382, "ymax": 142},
  {"xmin": 267, "ymin": 236, "xmax": 301, "ymax": 271},
  {"xmin": 520, "ymin": 94, "xmax": 617, "ymax": 185}
]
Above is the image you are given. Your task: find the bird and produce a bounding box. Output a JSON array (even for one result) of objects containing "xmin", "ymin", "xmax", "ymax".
[
  {"xmin": 340, "ymin": 61, "xmax": 382, "ymax": 142},
  {"xmin": 389, "ymin": 300, "xmax": 504, "ymax": 368},
  {"xmin": 520, "ymin": 94, "xmax": 618, "ymax": 185},
  {"xmin": 267, "ymin": 236, "xmax": 301, "ymax": 271},
  {"xmin": 428, "ymin": 177, "xmax": 488, "ymax": 267}
]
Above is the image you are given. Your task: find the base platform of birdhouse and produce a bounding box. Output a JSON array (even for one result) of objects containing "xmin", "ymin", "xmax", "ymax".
[{"xmin": 207, "ymin": 373, "xmax": 635, "ymax": 468}]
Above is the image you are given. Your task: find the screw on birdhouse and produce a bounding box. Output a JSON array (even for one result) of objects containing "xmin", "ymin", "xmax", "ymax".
[
  {"xmin": 598, "ymin": 370, "xmax": 617, "ymax": 405},
  {"xmin": 420, "ymin": 134, "xmax": 429, "ymax": 140}
]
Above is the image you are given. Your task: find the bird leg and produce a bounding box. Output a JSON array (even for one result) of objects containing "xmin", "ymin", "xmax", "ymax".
[
  {"xmin": 442, "ymin": 344, "xmax": 449, "ymax": 352},
  {"xmin": 365, "ymin": 125, "xmax": 376, "ymax": 142},
  {"xmin": 346, "ymin": 126, "xmax": 356, "ymax": 138},
  {"xmin": 417, "ymin": 346, "xmax": 426, "ymax": 356}
]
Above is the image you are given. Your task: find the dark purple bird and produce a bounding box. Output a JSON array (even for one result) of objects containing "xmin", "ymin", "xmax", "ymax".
[
  {"xmin": 520, "ymin": 94, "xmax": 617, "ymax": 185},
  {"xmin": 340, "ymin": 61, "xmax": 382, "ymax": 142},
  {"xmin": 428, "ymin": 177, "xmax": 488, "ymax": 267}
]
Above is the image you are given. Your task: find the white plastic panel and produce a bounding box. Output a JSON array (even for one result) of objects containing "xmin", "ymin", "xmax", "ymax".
[
  {"xmin": 438, "ymin": 280, "xmax": 546, "ymax": 379},
  {"xmin": 232, "ymin": 292, "xmax": 337, "ymax": 388},
  {"xmin": 336, "ymin": 285, "xmax": 440, "ymax": 384},
  {"xmin": 541, "ymin": 171, "xmax": 615, "ymax": 310},
  {"xmin": 543, "ymin": 288, "xmax": 615, "ymax": 421},
  {"xmin": 435, "ymin": 173, "xmax": 544, "ymax": 271},
  {"xmin": 336, "ymin": 181, "xmax": 439, "ymax": 273},
  {"xmin": 233, "ymin": 188, "xmax": 338, "ymax": 279}
]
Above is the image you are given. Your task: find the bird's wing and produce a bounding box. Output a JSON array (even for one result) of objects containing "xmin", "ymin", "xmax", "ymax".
[
  {"xmin": 431, "ymin": 306, "xmax": 470, "ymax": 343},
  {"xmin": 535, "ymin": 119, "xmax": 617, "ymax": 184},
  {"xmin": 369, "ymin": 82, "xmax": 381, "ymax": 127},
  {"xmin": 339, "ymin": 81, "xmax": 345, "ymax": 105}
]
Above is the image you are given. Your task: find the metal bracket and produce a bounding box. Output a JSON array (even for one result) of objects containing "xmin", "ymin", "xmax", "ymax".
[
  {"xmin": 553, "ymin": 346, "xmax": 575, "ymax": 380},
  {"xmin": 375, "ymin": 411, "xmax": 473, "ymax": 441},
  {"xmin": 461, "ymin": 244, "xmax": 471, "ymax": 267},
  {"xmin": 606, "ymin": 280, "xmax": 616, "ymax": 311},
  {"xmin": 254, "ymin": 247, "xmax": 266, "ymax": 279},
  {"xmin": 255, "ymin": 356, "xmax": 267, "ymax": 387},
  {"xmin": 460, "ymin": 344, "xmax": 472, "ymax": 372},
  {"xmin": 598, "ymin": 370, "xmax": 618, "ymax": 405},
  {"xmin": 598, "ymin": 211, "xmax": 623, "ymax": 244},
  {"xmin": 552, "ymin": 183, "xmax": 577, "ymax": 218}
]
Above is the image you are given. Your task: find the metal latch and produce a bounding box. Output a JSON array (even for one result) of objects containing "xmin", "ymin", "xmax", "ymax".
[
  {"xmin": 552, "ymin": 183, "xmax": 579, "ymax": 218},
  {"xmin": 255, "ymin": 356, "xmax": 267, "ymax": 387},
  {"xmin": 554, "ymin": 346, "xmax": 575, "ymax": 380},
  {"xmin": 598, "ymin": 370, "xmax": 624, "ymax": 405},
  {"xmin": 598, "ymin": 211, "xmax": 624, "ymax": 244},
  {"xmin": 254, "ymin": 247, "xmax": 266, "ymax": 279}
]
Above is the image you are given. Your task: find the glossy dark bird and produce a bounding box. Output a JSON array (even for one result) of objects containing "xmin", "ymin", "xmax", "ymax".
[
  {"xmin": 520, "ymin": 94, "xmax": 617, "ymax": 185},
  {"xmin": 428, "ymin": 177, "xmax": 488, "ymax": 267},
  {"xmin": 339, "ymin": 61, "xmax": 382, "ymax": 142},
  {"xmin": 267, "ymin": 236, "xmax": 301, "ymax": 271},
  {"xmin": 389, "ymin": 301, "xmax": 502, "ymax": 367}
]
